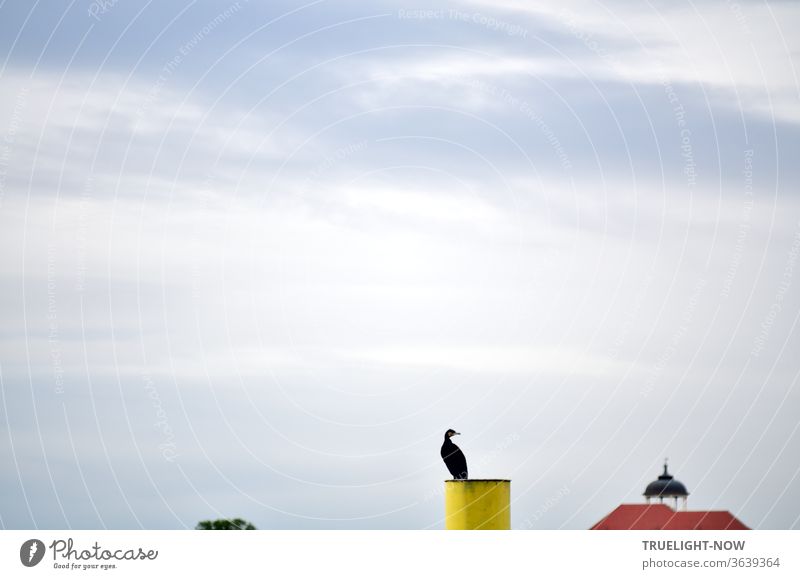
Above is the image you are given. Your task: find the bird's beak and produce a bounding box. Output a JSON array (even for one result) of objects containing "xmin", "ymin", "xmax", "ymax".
[{"xmin": 454, "ymin": 432, "xmax": 461, "ymax": 436}]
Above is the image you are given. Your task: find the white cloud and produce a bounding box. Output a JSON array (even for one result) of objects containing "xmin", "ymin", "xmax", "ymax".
[
  {"xmin": 0, "ymin": 68, "xmax": 309, "ymax": 205},
  {"xmin": 338, "ymin": 344, "xmax": 639, "ymax": 376},
  {"xmin": 460, "ymin": 0, "xmax": 800, "ymax": 122}
]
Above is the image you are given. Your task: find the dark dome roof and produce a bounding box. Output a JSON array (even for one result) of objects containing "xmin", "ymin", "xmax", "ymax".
[{"xmin": 643, "ymin": 463, "xmax": 689, "ymax": 498}]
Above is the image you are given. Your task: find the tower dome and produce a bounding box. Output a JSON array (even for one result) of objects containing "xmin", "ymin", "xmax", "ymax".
[{"xmin": 644, "ymin": 461, "xmax": 689, "ymax": 510}]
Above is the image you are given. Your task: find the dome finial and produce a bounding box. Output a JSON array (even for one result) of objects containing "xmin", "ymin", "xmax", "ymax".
[{"xmin": 663, "ymin": 458, "xmax": 669, "ymax": 476}]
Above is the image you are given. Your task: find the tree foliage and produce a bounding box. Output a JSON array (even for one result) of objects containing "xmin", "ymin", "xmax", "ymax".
[{"xmin": 195, "ymin": 518, "xmax": 256, "ymax": 530}]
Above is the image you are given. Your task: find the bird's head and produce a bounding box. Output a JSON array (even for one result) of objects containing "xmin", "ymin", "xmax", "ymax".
[{"xmin": 445, "ymin": 429, "xmax": 460, "ymax": 438}]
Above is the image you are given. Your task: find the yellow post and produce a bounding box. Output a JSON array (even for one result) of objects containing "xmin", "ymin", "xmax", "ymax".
[{"xmin": 444, "ymin": 479, "xmax": 511, "ymax": 530}]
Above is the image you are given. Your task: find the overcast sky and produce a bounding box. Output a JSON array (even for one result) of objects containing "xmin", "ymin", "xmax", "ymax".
[{"xmin": 1, "ymin": 0, "xmax": 799, "ymax": 530}]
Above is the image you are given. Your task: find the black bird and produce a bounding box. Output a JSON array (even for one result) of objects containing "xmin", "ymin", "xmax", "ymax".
[{"xmin": 441, "ymin": 429, "xmax": 468, "ymax": 480}]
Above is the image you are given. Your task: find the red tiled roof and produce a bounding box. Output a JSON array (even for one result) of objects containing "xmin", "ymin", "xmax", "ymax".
[{"xmin": 591, "ymin": 504, "xmax": 749, "ymax": 530}]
